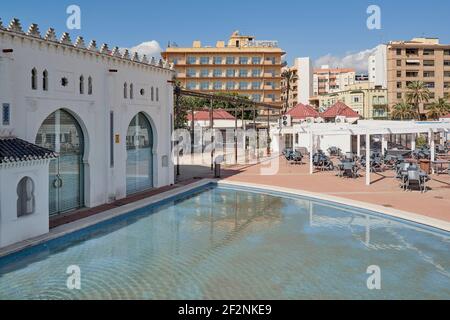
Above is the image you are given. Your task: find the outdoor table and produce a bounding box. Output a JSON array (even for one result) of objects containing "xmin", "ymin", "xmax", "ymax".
[
  {"xmin": 399, "ymin": 169, "xmax": 428, "ymax": 190},
  {"xmin": 432, "ymin": 160, "xmax": 450, "ymax": 175},
  {"xmin": 338, "ymin": 162, "xmax": 357, "ymax": 178}
]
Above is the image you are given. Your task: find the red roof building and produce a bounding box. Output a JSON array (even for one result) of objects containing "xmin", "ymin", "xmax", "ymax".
[
  {"xmin": 187, "ymin": 109, "xmax": 235, "ymax": 121},
  {"xmin": 320, "ymin": 101, "xmax": 360, "ymax": 119},
  {"xmin": 286, "ymin": 103, "xmax": 319, "ymax": 120},
  {"xmin": 442, "ymin": 113, "xmax": 450, "ymax": 118}
]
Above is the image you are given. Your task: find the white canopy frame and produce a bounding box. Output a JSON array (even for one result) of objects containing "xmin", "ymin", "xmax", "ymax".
[{"xmin": 303, "ymin": 121, "xmax": 450, "ymax": 186}]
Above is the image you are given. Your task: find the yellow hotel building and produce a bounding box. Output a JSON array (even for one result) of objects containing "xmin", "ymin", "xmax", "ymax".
[{"xmin": 161, "ymin": 31, "xmax": 285, "ymax": 108}]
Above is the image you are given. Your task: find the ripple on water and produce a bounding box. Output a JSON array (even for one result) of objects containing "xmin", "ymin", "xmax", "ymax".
[{"xmin": 0, "ymin": 187, "xmax": 449, "ymax": 300}]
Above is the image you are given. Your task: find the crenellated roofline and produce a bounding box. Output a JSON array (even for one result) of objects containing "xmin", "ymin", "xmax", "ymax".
[{"xmin": 0, "ymin": 17, "xmax": 175, "ymax": 73}]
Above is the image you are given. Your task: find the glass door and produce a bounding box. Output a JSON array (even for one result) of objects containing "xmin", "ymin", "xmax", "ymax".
[
  {"xmin": 126, "ymin": 113, "xmax": 153, "ymax": 195},
  {"xmin": 36, "ymin": 109, "xmax": 84, "ymax": 216}
]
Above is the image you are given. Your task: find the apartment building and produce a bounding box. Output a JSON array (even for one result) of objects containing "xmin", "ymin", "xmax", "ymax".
[
  {"xmin": 313, "ymin": 66, "xmax": 356, "ymax": 96},
  {"xmin": 282, "ymin": 64, "xmax": 356, "ymax": 111},
  {"xmin": 318, "ymin": 82, "xmax": 388, "ymax": 120},
  {"xmin": 281, "ymin": 65, "xmax": 298, "ymax": 110},
  {"xmin": 161, "ymin": 31, "xmax": 285, "ymax": 109},
  {"xmin": 370, "ymin": 38, "xmax": 450, "ymax": 116}
]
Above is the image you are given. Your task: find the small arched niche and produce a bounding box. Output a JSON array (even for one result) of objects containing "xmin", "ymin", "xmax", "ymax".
[{"xmin": 17, "ymin": 177, "xmax": 35, "ymax": 218}]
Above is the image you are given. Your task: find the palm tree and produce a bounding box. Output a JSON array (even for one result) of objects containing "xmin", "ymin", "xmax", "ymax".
[
  {"xmin": 426, "ymin": 97, "xmax": 450, "ymax": 120},
  {"xmin": 281, "ymin": 69, "xmax": 298, "ymax": 114},
  {"xmin": 391, "ymin": 101, "xmax": 416, "ymax": 120},
  {"xmin": 406, "ymin": 81, "xmax": 431, "ymax": 120}
]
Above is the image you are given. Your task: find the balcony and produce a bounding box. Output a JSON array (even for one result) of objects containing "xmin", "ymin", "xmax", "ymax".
[
  {"xmin": 405, "ymin": 60, "xmax": 421, "ymax": 66},
  {"xmin": 263, "ymin": 60, "xmax": 278, "ymax": 65},
  {"xmin": 372, "ymin": 103, "xmax": 388, "ymax": 109},
  {"xmin": 372, "ymin": 110, "xmax": 389, "ymax": 119}
]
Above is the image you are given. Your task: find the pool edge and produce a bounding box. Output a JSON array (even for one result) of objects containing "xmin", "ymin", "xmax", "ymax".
[
  {"xmin": 1, "ymin": 178, "xmax": 449, "ymax": 259},
  {"xmin": 217, "ymin": 180, "xmax": 450, "ymax": 233},
  {"xmin": 0, "ymin": 179, "xmax": 215, "ymax": 258}
]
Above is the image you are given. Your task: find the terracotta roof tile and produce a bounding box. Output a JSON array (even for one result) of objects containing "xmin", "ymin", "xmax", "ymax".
[
  {"xmin": 187, "ymin": 109, "xmax": 236, "ymax": 121},
  {"xmin": 320, "ymin": 101, "xmax": 360, "ymax": 118},
  {"xmin": 0, "ymin": 137, "xmax": 58, "ymax": 164},
  {"xmin": 286, "ymin": 103, "xmax": 319, "ymax": 119}
]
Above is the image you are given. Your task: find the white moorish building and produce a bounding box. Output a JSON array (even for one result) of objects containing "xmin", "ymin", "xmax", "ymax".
[{"xmin": 0, "ymin": 18, "xmax": 175, "ymax": 248}]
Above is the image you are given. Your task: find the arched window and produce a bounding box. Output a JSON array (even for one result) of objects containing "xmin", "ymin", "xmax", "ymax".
[
  {"xmin": 130, "ymin": 83, "xmax": 134, "ymax": 100},
  {"xmin": 17, "ymin": 177, "xmax": 35, "ymax": 217},
  {"xmin": 31, "ymin": 68, "xmax": 37, "ymax": 90},
  {"xmin": 124, "ymin": 82, "xmax": 128, "ymax": 99},
  {"xmin": 79, "ymin": 75, "xmax": 85, "ymax": 94},
  {"xmin": 88, "ymin": 76, "xmax": 93, "ymax": 95},
  {"xmin": 151, "ymin": 87, "xmax": 154, "ymax": 101},
  {"xmin": 43, "ymin": 70, "xmax": 48, "ymax": 91},
  {"xmin": 156, "ymin": 88, "xmax": 159, "ymax": 102}
]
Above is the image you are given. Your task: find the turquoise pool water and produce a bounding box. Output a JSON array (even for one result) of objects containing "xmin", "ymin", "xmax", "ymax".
[{"xmin": 0, "ymin": 184, "xmax": 449, "ymax": 300}]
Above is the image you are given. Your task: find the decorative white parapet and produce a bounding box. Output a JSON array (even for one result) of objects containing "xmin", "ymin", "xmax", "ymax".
[
  {"xmin": 44, "ymin": 28, "xmax": 57, "ymax": 42},
  {"xmin": 111, "ymin": 47, "xmax": 121, "ymax": 58},
  {"xmin": 88, "ymin": 40, "xmax": 98, "ymax": 51},
  {"xmin": 74, "ymin": 36, "xmax": 86, "ymax": 49},
  {"xmin": 100, "ymin": 43, "xmax": 109, "ymax": 54},
  {"xmin": 59, "ymin": 32, "xmax": 73, "ymax": 45},
  {"xmin": 27, "ymin": 23, "xmax": 41, "ymax": 38},
  {"xmin": 122, "ymin": 49, "xmax": 130, "ymax": 60},
  {"xmin": 0, "ymin": 17, "xmax": 175, "ymax": 72},
  {"xmin": 7, "ymin": 18, "xmax": 24, "ymax": 33}
]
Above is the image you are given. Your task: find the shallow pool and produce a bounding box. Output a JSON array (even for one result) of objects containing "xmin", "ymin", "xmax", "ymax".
[{"xmin": 0, "ymin": 184, "xmax": 449, "ymax": 299}]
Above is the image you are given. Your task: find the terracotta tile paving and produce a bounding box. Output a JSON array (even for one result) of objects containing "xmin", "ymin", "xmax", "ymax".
[{"xmin": 222, "ymin": 157, "xmax": 450, "ymax": 223}]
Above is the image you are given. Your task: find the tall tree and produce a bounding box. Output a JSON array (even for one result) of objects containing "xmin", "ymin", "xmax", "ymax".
[
  {"xmin": 391, "ymin": 101, "xmax": 416, "ymax": 121},
  {"xmin": 426, "ymin": 97, "xmax": 450, "ymax": 120},
  {"xmin": 406, "ymin": 81, "xmax": 431, "ymax": 120},
  {"xmin": 281, "ymin": 69, "xmax": 298, "ymax": 114}
]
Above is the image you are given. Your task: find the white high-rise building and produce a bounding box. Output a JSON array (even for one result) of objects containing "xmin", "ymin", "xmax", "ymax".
[
  {"xmin": 295, "ymin": 57, "xmax": 313, "ymax": 105},
  {"xmin": 369, "ymin": 44, "xmax": 387, "ymax": 88}
]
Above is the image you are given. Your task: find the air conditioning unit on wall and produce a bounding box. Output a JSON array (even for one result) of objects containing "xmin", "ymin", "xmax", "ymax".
[
  {"xmin": 305, "ymin": 117, "xmax": 315, "ymax": 124},
  {"xmin": 335, "ymin": 116, "xmax": 346, "ymax": 124},
  {"xmin": 280, "ymin": 115, "xmax": 292, "ymax": 127}
]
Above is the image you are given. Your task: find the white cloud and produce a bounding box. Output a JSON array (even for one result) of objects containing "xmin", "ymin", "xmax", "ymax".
[
  {"xmin": 314, "ymin": 48, "xmax": 376, "ymax": 73},
  {"xmin": 123, "ymin": 40, "xmax": 162, "ymax": 59}
]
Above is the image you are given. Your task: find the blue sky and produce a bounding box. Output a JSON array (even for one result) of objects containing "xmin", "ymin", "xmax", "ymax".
[{"xmin": 1, "ymin": 0, "xmax": 449, "ymax": 71}]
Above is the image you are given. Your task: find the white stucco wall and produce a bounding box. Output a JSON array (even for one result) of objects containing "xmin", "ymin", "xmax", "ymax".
[
  {"xmin": 0, "ymin": 27, "xmax": 175, "ymax": 212},
  {"xmin": 0, "ymin": 161, "xmax": 50, "ymax": 248}
]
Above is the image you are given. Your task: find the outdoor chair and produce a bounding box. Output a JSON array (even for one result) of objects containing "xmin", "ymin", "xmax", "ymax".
[
  {"xmin": 371, "ymin": 158, "xmax": 383, "ymax": 173},
  {"xmin": 406, "ymin": 170, "xmax": 426, "ymax": 193},
  {"xmin": 396, "ymin": 162, "xmax": 410, "ymax": 179},
  {"xmin": 313, "ymin": 153, "xmax": 334, "ymax": 171},
  {"xmin": 290, "ymin": 151, "xmax": 303, "ymax": 164},
  {"xmin": 328, "ymin": 147, "xmax": 341, "ymax": 157},
  {"xmin": 321, "ymin": 156, "xmax": 334, "ymax": 171},
  {"xmin": 435, "ymin": 144, "xmax": 448, "ymax": 155},
  {"xmin": 342, "ymin": 162, "xmax": 358, "ymax": 178}
]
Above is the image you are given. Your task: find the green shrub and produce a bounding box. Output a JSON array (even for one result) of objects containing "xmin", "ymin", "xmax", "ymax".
[{"xmin": 416, "ymin": 135, "xmax": 427, "ymax": 148}]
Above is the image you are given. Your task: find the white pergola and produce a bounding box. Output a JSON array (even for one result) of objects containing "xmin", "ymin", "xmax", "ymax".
[{"xmin": 301, "ymin": 121, "xmax": 450, "ymax": 186}]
